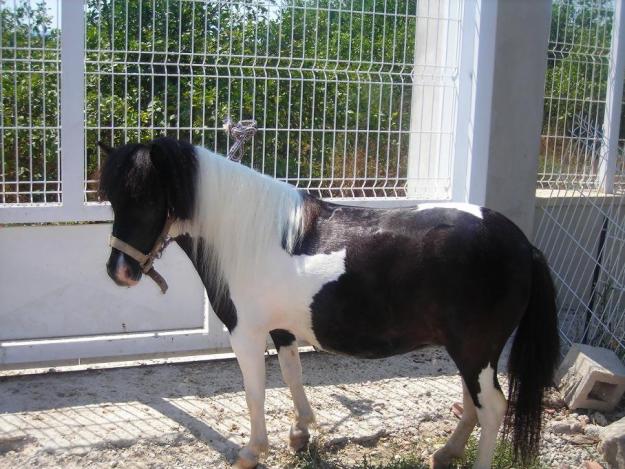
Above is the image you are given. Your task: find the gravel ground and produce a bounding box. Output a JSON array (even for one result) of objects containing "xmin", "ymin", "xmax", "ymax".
[{"xmin": 0, "ymin": 347, "xmax": 612, "ymax": 468}]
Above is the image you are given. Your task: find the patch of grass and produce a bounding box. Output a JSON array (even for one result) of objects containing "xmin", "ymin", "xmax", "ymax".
[
  {"xmin": 289, "ymin": 436, "xmax": 548, "ymax": 469},
  {"xmin": 289, "ymin": 439, "xmax": 428, "ymax": 469},
  {"xmin": 455, "ymin": 436, "xmax": 547, "ymax": 469},
  {"xmin": 292, "ymin": 447, "xmax": 428, "ymax": 469},
  {"xmin": 356, "ymin": 454, "xmax": 428, "ymax": 469},
  {"xmin": 291, "ymin": 440, "xmax": 339, "ymax": 469}
]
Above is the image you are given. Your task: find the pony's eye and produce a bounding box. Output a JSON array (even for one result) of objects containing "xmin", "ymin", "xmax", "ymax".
[{"xmin": 144, "ymin": 199, "xmax": 161, "ymax": 209}]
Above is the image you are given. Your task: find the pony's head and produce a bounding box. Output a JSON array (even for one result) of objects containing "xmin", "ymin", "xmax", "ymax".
[{"xmin": 98, "ymin": 137, "xmax": 197, "ymax": 288}]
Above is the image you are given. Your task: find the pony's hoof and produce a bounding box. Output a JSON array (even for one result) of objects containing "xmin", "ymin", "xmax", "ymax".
[
  {"xmin": 232, "ymin": 456, "xmax": 257, "ymax": 469},
  {"xmin": 429, "ymin": 446, "xmax": 460, "ymax": 469},
  {"xmin": 289, "ymin": 425, "xmax": 310, "ymax": 452},
  {"xmin": 233, "ymin": 447, "xmax": 259, "ymax": 469}
]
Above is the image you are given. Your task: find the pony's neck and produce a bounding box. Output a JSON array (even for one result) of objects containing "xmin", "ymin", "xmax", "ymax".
[{"xmin": 186, "ymin": 147, "xmax": 304, "ymax": 286}]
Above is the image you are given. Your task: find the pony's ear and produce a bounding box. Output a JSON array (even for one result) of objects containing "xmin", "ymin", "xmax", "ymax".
[
  {"xmin": 97, "ymin": 142, "xmax": 112, "ymax": 201},
  {"xmin": 148, "ymin": 137, "xmax": 197, "ymax": 220},
  {"xmin": 98, "ymin": 141, "xmax": 113, "ymax": 155},
  {"xmin": 97, "ymin": 169, "xmax": 108, "ymax": 201}
]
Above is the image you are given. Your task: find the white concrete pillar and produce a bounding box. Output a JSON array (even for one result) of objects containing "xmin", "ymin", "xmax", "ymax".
[
  {"xmin": 407, "ymin": 0, "xmax": 462, "ymax": 200},
  {"xmin": 467, "ymin": 0, "xmax": 552, "ymax": 237}
]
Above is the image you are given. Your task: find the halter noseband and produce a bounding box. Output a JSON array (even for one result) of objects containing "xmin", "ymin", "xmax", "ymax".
[{"xmin": 109, "ymin": 214, "xmax": 175, "ymax": 294}]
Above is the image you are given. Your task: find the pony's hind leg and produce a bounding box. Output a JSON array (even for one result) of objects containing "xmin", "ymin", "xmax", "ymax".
[
  {"xmin": 270, "ymin": 330, "xmax": 315, "ymax": 451},
  {"xmin": 430, "ymin": 379, "xmax": 477, "ymax": 468},
  {"xmin": 472, "ymin": 364, "xmax": 507, "ymax": 469},
  {"xmin": 445, "ymin": 340, "xmax": 509, "ymax": 469}
]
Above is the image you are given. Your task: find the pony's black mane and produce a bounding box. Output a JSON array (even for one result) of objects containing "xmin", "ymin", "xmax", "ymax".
[{"xmin": 99, "ymin": 137, "xmax": 198, "ymax": 220}]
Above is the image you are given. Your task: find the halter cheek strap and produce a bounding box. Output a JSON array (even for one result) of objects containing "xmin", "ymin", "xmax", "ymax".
[{"xmin": 109, "ymin": 215, "xmax": 175, "ymax": 294}]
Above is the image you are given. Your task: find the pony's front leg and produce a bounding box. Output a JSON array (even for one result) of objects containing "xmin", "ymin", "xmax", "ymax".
[
  {"xmin": 230, "ymin": 328, "xmax": 269, "ymax": 469},
  {"xmin": 277, "ymin": 342, "xmax": 315, "ymax": 451}
]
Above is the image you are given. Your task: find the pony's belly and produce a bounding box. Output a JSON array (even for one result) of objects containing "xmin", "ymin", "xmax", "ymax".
[
  {"xmin": 307, "ymin": 267, "xmax": 439, "ymax": 358},
  {"xmin": 325, "ymin": 340, "xmax": 431, "ymax": 359},
  {"xmin": 310, "ymin": 307, "xmax": 433, "ymax": 359}
]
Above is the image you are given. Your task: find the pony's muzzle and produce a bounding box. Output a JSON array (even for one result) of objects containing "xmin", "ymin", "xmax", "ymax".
[{"xmin": 107, "ymin": 251, "xmax": 142, "ymax": 287}]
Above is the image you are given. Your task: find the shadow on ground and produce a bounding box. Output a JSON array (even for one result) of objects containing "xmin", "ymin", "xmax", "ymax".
[{"xmin": 0, "ymin": 347, "xmax": 463, "ymax": 467}]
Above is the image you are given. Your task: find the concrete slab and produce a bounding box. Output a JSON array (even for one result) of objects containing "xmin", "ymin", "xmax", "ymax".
[{"xmin": 556, "ymin": 344, "xmax": 625, "ymax": 412}]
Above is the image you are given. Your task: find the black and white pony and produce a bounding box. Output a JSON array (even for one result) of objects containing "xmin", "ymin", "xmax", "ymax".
[{"xmin": 98, "ymin": 137, "xmax": 559, "ymax": 469}]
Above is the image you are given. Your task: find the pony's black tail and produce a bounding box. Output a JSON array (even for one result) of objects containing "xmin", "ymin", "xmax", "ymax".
[{"xmin": 504, "ymin": 246, "xmax": 560, "ymax": 463}]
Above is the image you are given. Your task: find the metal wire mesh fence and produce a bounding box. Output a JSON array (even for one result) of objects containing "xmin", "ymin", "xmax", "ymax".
[
  {"xmin": 83, "ymin": 0, "xmax": 461, "ymax": 201},
  {"xmin": 0, "ymin": 0, "xmax": 463, "ymax": 206},
  {"xmin": 539, "ymin": 0, "xmax": 624, "ymax": 190},
  {"xmin": 0, "ymin": 0, "xmax": 463, "ymax": 212},
  {"xmin": 536, "ymin": 194, "xmax": 625, "ymax": 356},
  {"xmin": 0, "ymin": 0, "xmax": 463, "ymax": 204},
  {"xmin": 0, "ymin": 0, "xmax": 61, "ymax": 204},
  {"xmin": 536, "ymin": 0, "xmax": 625, "ymax": 358}
]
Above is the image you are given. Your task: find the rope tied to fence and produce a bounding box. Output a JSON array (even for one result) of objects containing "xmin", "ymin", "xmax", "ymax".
[{"xmin": 224, "ymin": 118, "xmax": 257, "ymax": 162}]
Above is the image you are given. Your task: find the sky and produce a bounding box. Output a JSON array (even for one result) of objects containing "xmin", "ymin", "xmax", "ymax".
[
  {"xmin": 0, "ymin": 0, "xmax": 61, "ymax": 27},
  {"xmin": 44, "ymin": 0, "xmax": 60, "ymax": 27}
]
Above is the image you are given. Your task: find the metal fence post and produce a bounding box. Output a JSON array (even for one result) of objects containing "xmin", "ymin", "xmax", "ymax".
[
  {"xmin": 461, "ymin": 0, "xmax": 497, "ymax": 207},
  {"xmin": 598, "ymin": 0, "xmax": 625, "ymax": 194},
  {"xmin": 60, "ymin": 0, "xmax": 86, "ymax": 213},
  {"xmin": 450, "ymin": 0, "xmax": 479, "ymax": 203},
  {"xmin": 407, "ymin": 0, "xmax": 462, "ymax": 200}
]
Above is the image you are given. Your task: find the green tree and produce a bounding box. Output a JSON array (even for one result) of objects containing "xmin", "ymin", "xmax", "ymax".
[
  {"xmin": 541, "ymin": 0, "xmax": 614, "ymax": 182},
  {"xmin": 1, "ymin": 0, "xmax": 59, "ymax": 203},
  {"xmin": 1, "ymin": 0, "xmax": 423, "ymax": 202}
]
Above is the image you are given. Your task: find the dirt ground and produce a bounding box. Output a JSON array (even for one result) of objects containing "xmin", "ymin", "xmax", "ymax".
[{"xmin": 0, "ymin": 347, "xmax": 608, "ymax": 468}]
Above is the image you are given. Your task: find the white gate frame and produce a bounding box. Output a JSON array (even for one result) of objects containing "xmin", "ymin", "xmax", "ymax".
[
  {"xmin": 0, "ymin": 0, "xmax": 110, "ymax": 224},
  {"xmin": 0, "ymin": 0, "xmax": 465, "ymax": 225},
  {"xmin": 0, "ymin": 0, "xmax": 552, "ymax": 368},
  {"xmin": 1, "ymin": 0, "xmax": 477, "ymax": 225}
]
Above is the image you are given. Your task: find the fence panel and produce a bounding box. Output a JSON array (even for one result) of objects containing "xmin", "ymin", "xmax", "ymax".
[
  {"xmin": 539, "ymin": 0, "xmax": 623, "ymax": 190},
  {"xmin": 0, "ymin": 0, "xmax": 465, "ymax": 367},
  {"xmin": 1, "ymin": 0, "xmax": 463, "ymax": 222},
  {"xmin": 536, "ymin": 0, "xmax": 625, "ymax": 358},
  {"xmin": 84, "ymin": 0, "xmax": 460, "ymax": 201}
]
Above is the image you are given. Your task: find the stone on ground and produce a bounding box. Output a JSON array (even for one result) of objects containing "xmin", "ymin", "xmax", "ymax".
[{"xmin": 599, "ymin": 416, "xmax": 625, "ymax": 468}]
